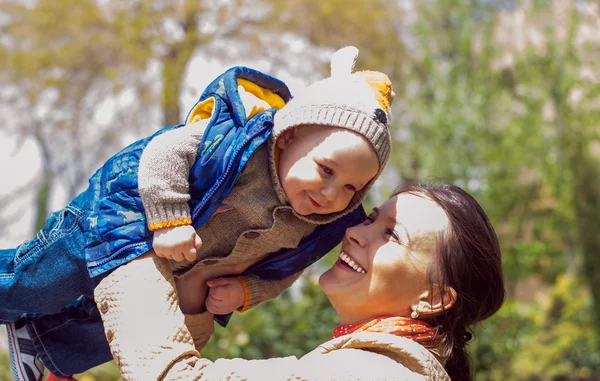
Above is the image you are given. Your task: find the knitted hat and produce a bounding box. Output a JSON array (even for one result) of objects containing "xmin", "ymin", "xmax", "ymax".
[{"xmin": 272, "ymin": 46, "xmax": 394, "ymax": 220}]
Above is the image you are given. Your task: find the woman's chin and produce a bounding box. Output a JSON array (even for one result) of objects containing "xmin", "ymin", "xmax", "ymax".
[
  {"xmin": 319, "ymin": 265, "xmax": 357, "ymax": 298},
  {"xmin": 318, "ymin": 267, "xmax": 338, "ymax": 296}
]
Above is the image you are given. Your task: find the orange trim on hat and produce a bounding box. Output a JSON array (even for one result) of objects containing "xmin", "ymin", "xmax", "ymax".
[{"xmin": 354, "ymin": 71, "xmax": 394, "ymax": 111}]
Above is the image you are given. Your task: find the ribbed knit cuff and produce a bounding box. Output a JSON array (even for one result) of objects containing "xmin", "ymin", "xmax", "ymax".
[
  {"xmin": 238, "ymin": 275, "xmax": 283, "ymax": 311},
  {"xmin": 145, "ymin": 202, "xmax": 192, "ymax": 231},
  {"xmin": 235, "ymin": 277, "xmax": 252, "ymax": 313}
]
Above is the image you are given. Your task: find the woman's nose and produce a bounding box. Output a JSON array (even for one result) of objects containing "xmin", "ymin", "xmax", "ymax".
[{"xmin": 345, "ymin": 224, "xmax": 366, "ymax": 247}]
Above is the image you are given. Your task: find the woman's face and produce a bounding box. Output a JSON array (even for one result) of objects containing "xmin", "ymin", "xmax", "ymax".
[{"xmin": 319, "ymin": 192, "xmax": 450, "ymax": 323}]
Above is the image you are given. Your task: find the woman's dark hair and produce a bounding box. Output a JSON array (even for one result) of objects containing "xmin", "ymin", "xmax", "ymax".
[{"xmin": 393, "ymin": 181, "xmax": 505, "ymax": 381}]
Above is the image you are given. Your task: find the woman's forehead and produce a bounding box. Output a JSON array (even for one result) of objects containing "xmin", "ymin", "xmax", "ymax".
[{"xmin": 381, "ymin": 193, "xmax": 449, "ymax": 235}]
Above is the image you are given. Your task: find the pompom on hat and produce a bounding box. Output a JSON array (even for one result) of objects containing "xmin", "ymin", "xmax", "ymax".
[
  {"xmin": 272, "ymin": 46, "xmax": 395, "ymax": 220},
  {"xmin": 273, "ymin": 46, "xmax": 394, "ymax": 176}
]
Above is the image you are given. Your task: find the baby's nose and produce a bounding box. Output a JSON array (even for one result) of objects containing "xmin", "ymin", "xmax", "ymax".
[{"xmin": 322, "ymin": 186, "xmax": 338, "ymax": 201}]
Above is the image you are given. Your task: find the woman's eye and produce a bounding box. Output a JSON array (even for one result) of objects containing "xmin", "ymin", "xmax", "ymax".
[
  {"xmin": 386, "ymin": 229, "xmax": 401, "ymax": 242},
  {"xmin": 345, "ymin": 184, "xmax": 357, "ymax": 192},
  {"xmin": 320, "ymin": 165, "xmax": 333, "ymax": 175},
  {"xmin": 364, "ymin": 216, "xmax": 375, "ymax": 225}
]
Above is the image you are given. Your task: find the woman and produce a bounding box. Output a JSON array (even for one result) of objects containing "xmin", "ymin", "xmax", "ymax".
[{"xmin": 60, "ymin": 182, "xmax": 504, "ymax": 381}]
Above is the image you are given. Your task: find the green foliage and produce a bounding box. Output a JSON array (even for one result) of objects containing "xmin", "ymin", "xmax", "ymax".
[
  {"xmin": 510, "ymin": 276, "xmax": 600, "ymax": 379},
  {"xmin": 470, "ymin": 276, "xmax": 600, "ymax": 381},
  {"xmin": 0, "ymin": 352, "xmax": 12, "ymax": 381},
  {"xmin": 264, "ymin": 0, "xmax": 405, "ymax": 73},
  {"xmin": 471, "ymin": 300, "xmax": 539, "ymax": 381}
]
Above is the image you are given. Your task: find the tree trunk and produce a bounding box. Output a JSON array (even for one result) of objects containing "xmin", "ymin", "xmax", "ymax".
[
  {"xmin": 573, "ymin": 153, "xmax": 600, "ymax": 349},
  {"xmin": 33, "ymin": 166, "xmax": 53, "ymax": 233},
  {"xmin": 161, "ymin": 1, "xmax": 202, "ymax": 126},
  {"xmin": 162, "ymin": 57, "xmax": 182, "ymax": 126}
]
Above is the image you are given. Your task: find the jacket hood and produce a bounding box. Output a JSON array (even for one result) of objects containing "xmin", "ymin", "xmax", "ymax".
[{"xmin": 185, "ymin": 66, "xmax": 293, "ymax": 128}]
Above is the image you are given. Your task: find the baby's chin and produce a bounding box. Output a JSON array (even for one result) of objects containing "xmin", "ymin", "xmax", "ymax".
[
  {"xmin": 292, "ymin": 205, "xmax": 323, "ymax": 216},
  {"xmin": 288, "ymin": 199, "xmax": 311, "ymax": 216},
  {"xmin": 297, "ymin": 208, "xmax": 343, "ymax": 217},
  {"xmin": 288, "ymin": 195, "xmax": 347, "ymax": 216}
]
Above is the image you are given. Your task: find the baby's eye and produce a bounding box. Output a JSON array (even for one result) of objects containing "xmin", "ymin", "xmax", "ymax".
[
  {"xmin": 345, "ymin": 184, "xmax": 357, "ymax": 192},
  {"xmin": 320, "ymin": 165, "xmax": 333, "ymax": 175}
]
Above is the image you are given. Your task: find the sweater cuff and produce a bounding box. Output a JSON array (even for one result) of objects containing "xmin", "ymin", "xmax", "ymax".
[
  {"xmin": 235, "ymin": 277, "xmax": 252, "ymax": 313},
  {"xmin": 145, "ymin": 202, "xmax": 192, "ymax": 231}
]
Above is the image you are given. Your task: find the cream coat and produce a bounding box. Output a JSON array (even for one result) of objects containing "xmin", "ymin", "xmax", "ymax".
[{"xmin": 94, "ymin": 254, "xmax": 450, "ymax": 381}]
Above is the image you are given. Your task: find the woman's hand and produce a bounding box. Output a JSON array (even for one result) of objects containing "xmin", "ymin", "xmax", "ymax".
[
  {"xmin": 153, "ymin": 225, "xmax": 202, "ymax": 262},
  {"xmin": 206, "ymin": 277, "xmax": 245, "ymax": 315}
]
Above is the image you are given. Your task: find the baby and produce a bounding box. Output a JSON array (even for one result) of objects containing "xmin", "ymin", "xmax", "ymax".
[{"xmin": 2, "ymin": 46, "xmax": 394, "ymax": 380}]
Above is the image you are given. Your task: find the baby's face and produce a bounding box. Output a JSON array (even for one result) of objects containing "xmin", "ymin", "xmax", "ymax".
[{"xmin": 276, "ymin": 125, "xmax": 379, "ymax": 216}]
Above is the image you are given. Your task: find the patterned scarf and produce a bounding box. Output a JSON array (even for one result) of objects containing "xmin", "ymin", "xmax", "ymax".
[{"xmin": 332, "ymin": 316, "xmax": 441, "ymax": 348}]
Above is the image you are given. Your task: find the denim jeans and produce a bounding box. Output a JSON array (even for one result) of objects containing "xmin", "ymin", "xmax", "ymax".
[
  {"xmin": 0, "ymin": 191, "xmax": 113, "ymax": 375},
  {"xmin": 28, "ymin": 297, "xmax": 113, "ymax": 376}
]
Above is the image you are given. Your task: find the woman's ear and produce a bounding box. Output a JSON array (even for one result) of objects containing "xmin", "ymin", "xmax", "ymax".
[
  {"xmin": 414, "ymin": 285, "xmax": 457, "ymax": 317},
  {"xmin": 276, "ymin": 127, "xmax": 298, "ymax": 149}
]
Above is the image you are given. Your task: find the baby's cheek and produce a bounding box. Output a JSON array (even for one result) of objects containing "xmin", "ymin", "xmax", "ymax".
[
  {"xmin": 337, "ymin": 194, "xmax": 354, "ymax": 210},
  {"xmin": 290, "ymin": 158, "xmax": 306, "ymax": 172},
  {"xmin": 330, "ymin": 199, "xmax": 351, "ymax": 214}
]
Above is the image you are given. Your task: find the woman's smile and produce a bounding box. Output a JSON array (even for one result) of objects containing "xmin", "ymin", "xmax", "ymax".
[{"xmin": 335, "ymin": 250, "xmax": 367, "ymax": 274}]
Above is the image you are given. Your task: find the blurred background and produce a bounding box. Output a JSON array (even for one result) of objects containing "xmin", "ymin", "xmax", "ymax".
[{"xmin": 1, "ymin": 0, "xmax": 599, "ymax": 380}]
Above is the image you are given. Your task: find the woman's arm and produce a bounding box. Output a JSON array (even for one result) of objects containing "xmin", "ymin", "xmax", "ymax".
[
  {"xmin": 94, "ymin": 254, "xmax": 429, "ymax": 381},
  {"xmin": 161, "ymin": 344, "xmax": 426, "ymax": 381},
  {"xmin": 94, "ymin": 253, "xmax": 200, "ymax": 380},
  {"xmin": 94, "ymin": 253, "xmax": 300, "ymax": 380}
]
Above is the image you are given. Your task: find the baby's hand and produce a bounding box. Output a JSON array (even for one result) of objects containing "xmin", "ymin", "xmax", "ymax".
[
  {"xmin": 206, "ymin": 278, "xmax": 245, "ymax": 315},
  {"xmin": 153, "ymin": 225, "xmax": 202, "ymax": 262}
]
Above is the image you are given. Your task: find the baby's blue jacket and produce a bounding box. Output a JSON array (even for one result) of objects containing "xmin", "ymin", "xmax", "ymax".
[{"xmin": 81, "ymin": 66, "xmax": 366, "ymax": 286}]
